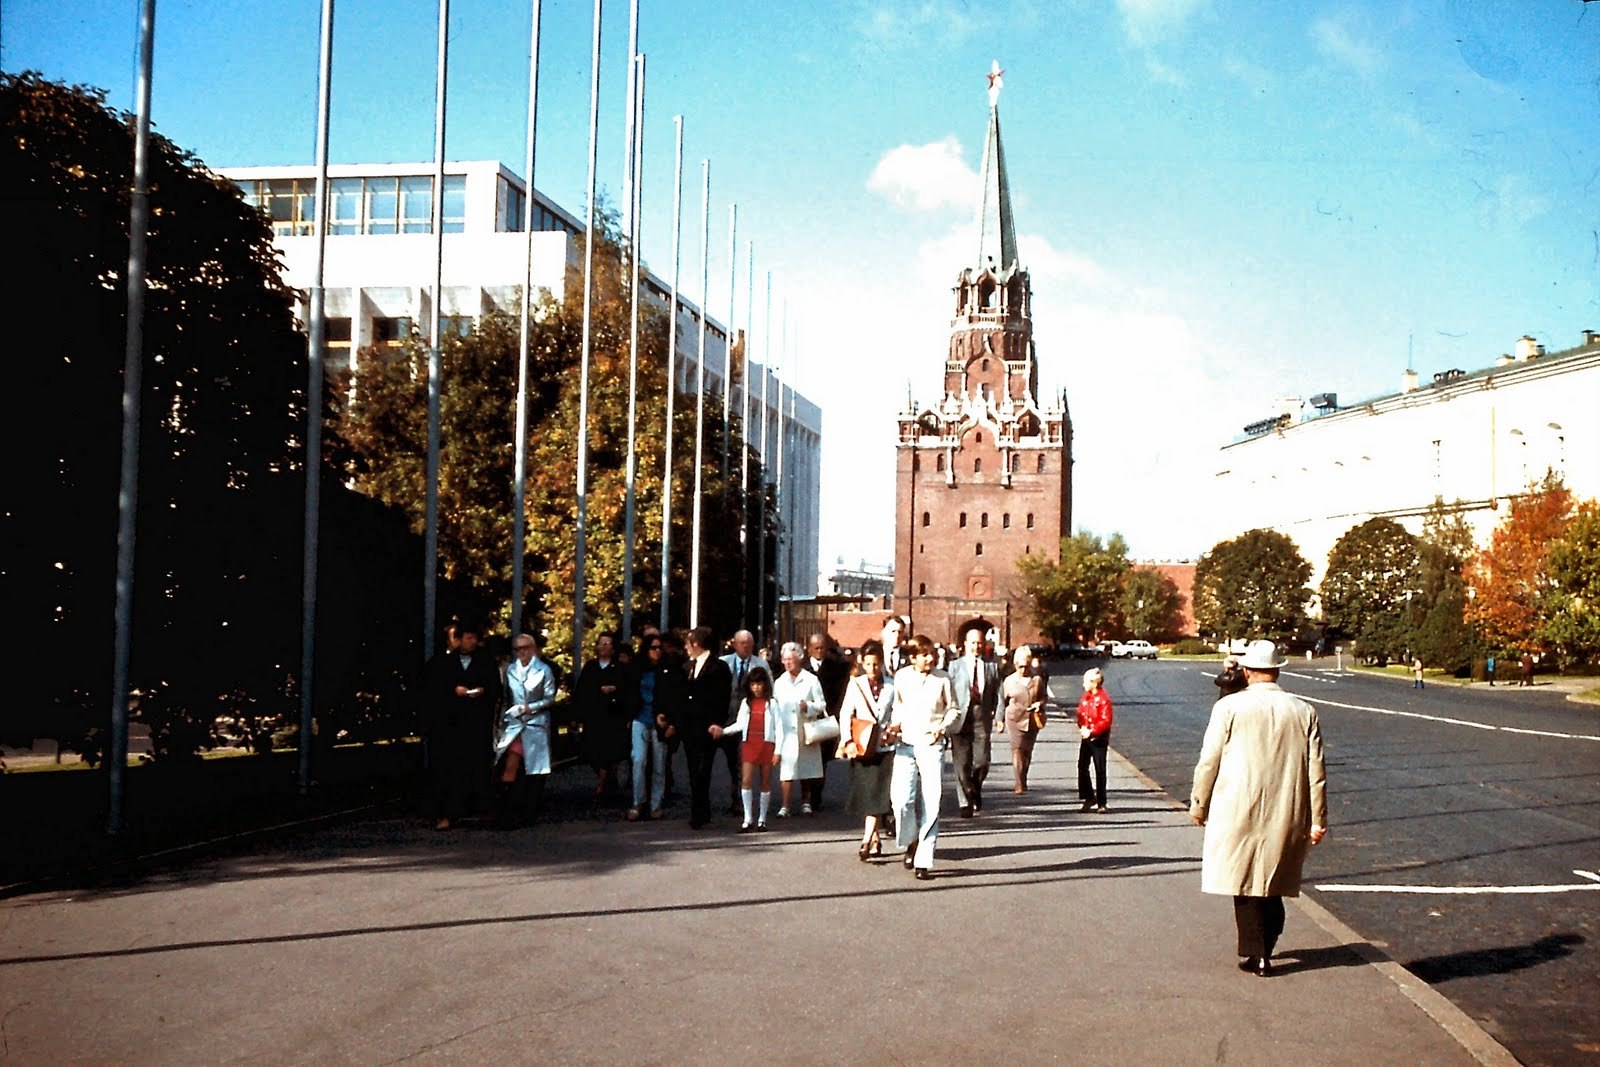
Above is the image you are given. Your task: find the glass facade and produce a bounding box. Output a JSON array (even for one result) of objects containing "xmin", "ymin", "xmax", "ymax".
[{"xmin": 237, "ymin": 174, "xmax": 467, "ymax": 236}]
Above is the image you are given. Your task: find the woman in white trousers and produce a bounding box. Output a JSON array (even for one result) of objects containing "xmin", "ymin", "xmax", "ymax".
[{"xmin": 889, "ymin": 634, "xmax": 963, "ymax": 880}]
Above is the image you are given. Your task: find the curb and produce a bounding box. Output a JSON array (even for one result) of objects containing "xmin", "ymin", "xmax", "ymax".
[{"xmin": 1109, "ymin": 746, "xmax": 1520, "ymax": 1067}]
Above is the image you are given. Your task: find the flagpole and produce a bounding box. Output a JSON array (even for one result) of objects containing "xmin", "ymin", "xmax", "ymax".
[
  {"xmin": 772, "ymin": 297, "xmax": 787, "ymax": 640},
  {"xmin": 620, "ymin": 0, "xmax": 639, "ymax": 241},
  {"xmin": 620, "ymin": 51, "xmax": 645, "ymax": 643},
  {"xmin": 572, "ymin": 0, "xmax": 603, "ymax": 670},
  {"xmin": 423, "ymin": 0, "xmax": 449, "ymax": 661},
  {"xmin": 688, "ymin": 159, "xmax": 710, "ymax": 628},
  {"xmin": 721, "ymin": 203, "xmax": 736, "ymax": 496},
  {"xmin": 109, "ymin": 0, "xmax": 156, "ymax": 833},
  {"xmin": 510, "ymin": 0, "xmax": 542, "ymax": 639},
  {"xmin": 298, "ymin": 0, "xmax": 335, "ymax": 796},
  {"xmin": 658, "ymin": 115, "xmax": 684, "ymax": 632},
  {"xmin": 786, "ymin": 318, "xmax": 801, "ymax": 606},
  {"xmin": 755, "ymin": 270, "xmax": 771, "ymax": 646},
  {"xmin": 739, "ymin": 238, "xmax": 752, "ymax": 624}
]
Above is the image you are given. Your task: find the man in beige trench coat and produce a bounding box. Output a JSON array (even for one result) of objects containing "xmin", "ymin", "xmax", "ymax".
[{"xmin": 1190, "ymin": 640, "xmax": 1328, "ymax": 977}]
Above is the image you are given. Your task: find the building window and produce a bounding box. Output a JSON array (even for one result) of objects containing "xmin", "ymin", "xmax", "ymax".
[
  {"xmin": 936, "ymin": 453, "xmax": 945, "ymax": 472},
  {"xmin": 982, "ymin": 358, "xmax": 990, "ymax": 371},
  {"xmin": 1025, "ymin": 545, "xmax": 1031, "ymax": 554},
  {"xmin": 976, "ymin": 542, "xmax": 984, "ymax": 556},
  {"xmin": 364, "ymin": 178, "xmax": 400, "ymax": 234},
  {"xmin": 330, "ymin": 177, "xmax": 363, "ymax": 235},
  {"xmin": 919, "ymin": 544, "xmax": 924, "ymax": 554},
  {"xmin": 918, "ymin": 582, "xmax": 926, "ymax": 595},
  {"xmin": 1036, "ymin": 454, "xmax": 1046, "ymax": 473},
  {"xmin": 400, "ymin": 176, "xmax": 433, "ymax": 233},
  {"xmin": 974, "ymin": 431, "xmax": 982, "ymax": 444},
  {"xmin": 371, "ymin": 317, "xmax": 412, "ymax": 345},
  {"xmin": 1432, "ymin": 439, "xmax": 1442, "ymax": 484},
  {"xmin": 913, "ymin": 454, "xmax": 921, "ymax": 471},
  {"xmin": 974, "ymin": 458, "xmax": 982, "ymax": 473},
  {"xmin": 498, "ymin": 175, "xmax": 527, "ymax": 232},
  {"xmin": 959, "ymin": 512, "xmax": 968, "ymax": 528},
  {"xmin": 1003, "ymin": 513, "xmax": 1011, "ymax": 529},
  {"xmin": 980, "ymin": 513, "xmax": 989, "ymax": 528},
  {"xmin": 921, "ymin": 511, "xmax": 930, "ymax": 528},
  {"xmin": 1026, "ymin": 513, "xmax": 1035, "ymax": 529},
  {"xmin": 1011, "ymin": 453, "xmax": 1020, "ymax": 472}
]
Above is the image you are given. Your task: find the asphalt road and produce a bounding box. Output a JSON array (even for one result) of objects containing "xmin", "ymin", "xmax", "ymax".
[{"xmin": 1080, "ymin": 656, "xmax": 1600, "ymax": 1067}]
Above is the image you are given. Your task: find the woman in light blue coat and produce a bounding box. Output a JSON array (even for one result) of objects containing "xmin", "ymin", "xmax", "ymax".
[{"xmin": 492, "ymin": 632, "xmax": 558, "ymax": 827}]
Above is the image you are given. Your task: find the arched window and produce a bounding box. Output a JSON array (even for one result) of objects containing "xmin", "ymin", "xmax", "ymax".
[
  {"xmin": 974, "ymin": 458, "xmax": 983, "ymax": 473},
  {"xmin": 1026, "ymin": 513, "xmax": 1035, "ymax": 529},
  {"xmin": 975, "ymin": 542, "xmax": 984, "ymax": 556},
  {"xmin": 1036, "ymin": 454, "xmax": 1046, "ymax": 473},
  {"xmin": 981, "ymin": 358, "xmax": 990, "ymax": 372},
  {"xmin": 936, "ymin": 453, "xmax": 946, "ymax": 472},
  {"xmin": 1003, "ymin": 513, "xmax": 1011, "ymax": 529},
  {"xmin": 980, "ymin": 513, "xmax": 989, "ymax": 528},
  {"xmin": 918, "ymin": 582, "xmax": 927, "ymax": 595},
  {"xmin": 1011, "ymin": 453, "xmax": 1021, "ymax": 472},
  {"xmin": 921, "ymin": 511, "xmax": 930, "ymax": 528},
  {"xmin": 974, "ymin": 431, "xmax": 982, "ymax": 444},
  {"xmin": 959, "ymin": 512, "xmax": 968, "ymax": 528}
]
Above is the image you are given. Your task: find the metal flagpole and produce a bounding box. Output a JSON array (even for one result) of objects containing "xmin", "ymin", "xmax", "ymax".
[
  {"xmin": 658, "ymin": 115, "xmax": 684, "ymax": 632},
  {"xmin": 424, "ymin": 0, "xmax": 449, "ymax": 661},
  {"xmin": 298, "ymin": 0, "xmax": 336, "ymax": 796},
  {"xmin": 688, "ymin": 159, "xmax": 710, "ymax": 628},
  {"xmin": 573, "ymin": 0, "xmax": 603, "ymax": 670},
  {"xmin": 721, "ymin": 203, "xmax": 736, "ymax": 495},
  {"xmin": 109, "ymin": 0, "xmax": 156, "ymax": 834},
  {"xmin": 739, "ymin": 238, "xmax": 752, "ymax": 623},
  {"xmin": 620, "ymin": 51, "xmax": 645, "ymax": 642},
  {"xmin": 772, "ymin": 297, "xmax": 787, "ymax": 640},
  {"xmin": 620, "ymin": 0, "xmax": 639, "ymax": 241},
  {"xmin": 786, "ymin": 318, "xmax": 800, "ymax": 606},
  {"xmin": 755, "ymin": 270, "xmax": 771, "ymax": 645},
  {"xmin": 510, "ymin": 0, "xmax": 542, "ymax": 638}
]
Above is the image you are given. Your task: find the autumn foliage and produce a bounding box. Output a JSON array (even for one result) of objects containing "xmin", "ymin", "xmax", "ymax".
[{"xmin": 1465, "ymin": 474, "xmax": 1574, "ymax": 654}]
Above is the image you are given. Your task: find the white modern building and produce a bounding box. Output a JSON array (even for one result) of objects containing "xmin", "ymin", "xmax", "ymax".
[
  {"xmin": 1214, "ymin": 331, "xmax": 1600, "ymax": 591},
  {"xmin": 220, "ymin": 160, "xmax": 821, "ymax": 596}
]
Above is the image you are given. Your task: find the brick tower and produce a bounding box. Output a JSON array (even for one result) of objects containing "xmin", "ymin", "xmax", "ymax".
[{"xmin": 893, "ymin": 65, "xmax": 1072, "ymax": 647}]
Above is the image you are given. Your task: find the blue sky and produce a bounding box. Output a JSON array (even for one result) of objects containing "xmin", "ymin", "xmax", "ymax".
[{"xmin": 7, "ymin": 0, "xmax": 1598, "ymax": 572}]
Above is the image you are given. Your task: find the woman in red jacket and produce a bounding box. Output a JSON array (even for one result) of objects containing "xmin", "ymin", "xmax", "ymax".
[{"xmin": 1077, "ymin": 667, "xmax": 1114, "ymax": 813}]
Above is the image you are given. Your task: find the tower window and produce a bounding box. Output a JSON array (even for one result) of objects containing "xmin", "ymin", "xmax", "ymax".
[
  {"xmin": 1037, "ymin": 455, "xmax": 1046, "ymax": 473},
  {"xmin": 919, "ymin": 582, "xmax": 927, "ymax": 595},
  {"xmin": 974, "ymin": 431, "xmax": 982, "ymax": 444},
  {"xmin": 1011, "ymin": 454, "xmax": 1021, "ymax": 472},
  {"xmin": 919, "ymin": 544, "xmax": 924, "ymax": 554},
  {"xmin": 1026, "ymin": 513, "xmax": 1035, "ymax": 529},
  {"xmin": 981, "ymin": 359, "xmax": 990, "ymax": 371},
  {"xmin": 936, "ymin": 453, "xmax": 946, "ymax": 472},
  {"xmin": 1025, "ymin": 545, "xmax": 1031, "ymax": 554},
  {"xmin": 976, "ymin": 542, "xmax": 984, "ymax": 556},
  {"xmin": 913, "ymin": 454, "xmax": 921, "ymax": 471},
  {"xmin": 974, "ymin": 458, "xmax": 982, "ymax": 473},
  {"xmin": 981, "ymin": 513, "xmax": 989, "ymax": 528},
  {"xmin": 959, "ymin": 512, "xmax": 968, "ymax": 528},
  {"xmin": 1003, "ymin": 513, "xmax": 1011, "ymax": 529},
  {"xmin": 921, "ymin": 511, "xmax": 930, "ymax": 528}
]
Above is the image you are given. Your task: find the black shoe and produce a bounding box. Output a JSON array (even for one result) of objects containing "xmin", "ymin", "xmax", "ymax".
[
  {"xmin": 958, "ymin": 806, "xmax": 974, "ymax": 819},
  {"xmin": 1238, "ymin": 957, "xmax": 1258, "ymax": 973},
  {"xmin": 1081, "ymin": 801, "xmax": 1094, "ymax": 813},
  {"xmin": 738, "ymin": 823, "xmax": 755, "ymax": 834},
  {"xmin": 914, "ymin": 868, "xmax": 931, "ymax": 881},
  {"xmin": 1255, "ymin": 957, "xmax": 1273, "ymax": 978}
]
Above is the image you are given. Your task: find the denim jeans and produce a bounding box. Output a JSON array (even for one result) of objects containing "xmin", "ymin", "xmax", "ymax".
[{"xmin": 631, "ymin": 719, "xmax": 667, "ymax": 811}]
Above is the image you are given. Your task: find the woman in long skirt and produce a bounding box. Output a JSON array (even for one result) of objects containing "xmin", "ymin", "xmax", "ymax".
[{"xmin": 840, "ymin": 640, "xmax": 896, "ymax": 860}]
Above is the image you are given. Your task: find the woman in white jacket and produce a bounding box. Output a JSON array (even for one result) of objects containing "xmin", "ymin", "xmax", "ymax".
[
  {"xmin": 889, "ymin": 634, "xmax": 962, "ymax": 880},
  {"xmin": 840, "ymin": 639, "xmax": 896, "ymax": 861}
]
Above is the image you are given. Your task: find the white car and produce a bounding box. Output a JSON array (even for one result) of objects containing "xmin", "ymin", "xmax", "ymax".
[{"xmin": 1111, "ymin": 639, "xmax": 1158, "ymax": 660}]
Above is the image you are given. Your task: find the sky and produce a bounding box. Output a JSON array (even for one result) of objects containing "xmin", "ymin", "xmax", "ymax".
[{"xmin": 6, "ymin": 0, "xmax": 1598, "ymax": 576}]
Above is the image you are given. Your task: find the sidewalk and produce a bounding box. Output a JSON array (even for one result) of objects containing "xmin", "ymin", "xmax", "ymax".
[
  {"xmin": 0, "ymin": 722, "xmax": 1512, "ymax": 1065},
  {"xmin": 1308, "ymin": 655, "xmax": 1599, "ymax": 702}
]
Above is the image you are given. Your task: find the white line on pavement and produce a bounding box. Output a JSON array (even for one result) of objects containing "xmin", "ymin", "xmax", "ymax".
[
  {"xmin": 1282, "ymin": 670, "xmax": 1340, "ymax": 685},
  {"xmin": 1299, "ymin": 695, "xmax": 1600, "ymax": 742},
  {"xmin": 1317, "ymin": 874, "xmax": 1600, "ymax": 895}
]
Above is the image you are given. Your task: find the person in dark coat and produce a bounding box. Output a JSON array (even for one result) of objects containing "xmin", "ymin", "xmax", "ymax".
[
  {"xmin": 672, "ymin": 626, "xmax": 733, "ymax": 829},
  {"xmin": 421, "ymin": 622, "xmax": 502, "ymax": 830},
  {"xmin": 803, "ymin": 632, "xmax": 850, "ymax": 810},
  {"xmin": 575, "ymin": 631, "xmax": 632, "ymax": 804}
]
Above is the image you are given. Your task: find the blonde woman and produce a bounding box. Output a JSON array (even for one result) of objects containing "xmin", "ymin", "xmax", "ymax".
[
  {"xmin": 1076, "ymin": 667, "xmax": 1114, "ymax": 813},
  {"xmin": 996, "ymin": 645, "xmax": 1045, "ymax": 794}
]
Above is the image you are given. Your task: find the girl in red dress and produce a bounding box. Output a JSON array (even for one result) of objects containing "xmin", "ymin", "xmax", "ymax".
[{"xmin": 721, "ymin": 666, "xmax": 779, "ymax": 832}]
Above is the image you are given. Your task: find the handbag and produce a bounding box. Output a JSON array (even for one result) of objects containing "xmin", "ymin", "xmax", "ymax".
[
  {"xmin": 802, "ymin": 712, "xmax": 841, "ymax": 746},
  {"xmin": 1030, "ymin": 706, "xmax": 1048, "ymax": 731}
]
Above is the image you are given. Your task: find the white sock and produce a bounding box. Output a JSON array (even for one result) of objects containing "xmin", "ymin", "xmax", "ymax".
[
  {"xmin": 758, "ymin": 792, "xmax": 771, "ymax": 822},
  {"xmin": 741, "ymin": 789, "xmax": 755, "ymax": 825}
]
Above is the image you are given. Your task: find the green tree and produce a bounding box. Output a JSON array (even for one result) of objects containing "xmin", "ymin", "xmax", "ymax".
[
  {"xmin": 1320, "ymin": 518, "xmax": 1421, "ymax": 665},
  {"xmin": 1406, "ymin": 500, "xmax": 1480, "ymax": 671},
  {"xmin": 334, "ymin": 213, "xmax": 767, "ymax": 670},
  {"xmin": 1016, "ymin": 530, "xmax": 1131, "ymax": 643},
  {"xmin": 1193, "ymin": 529, "xmax": 1311, "ymax": 644},
  {"xmin": 1118, "ymin": 568, "xmax": 1187, "ymax": 641},
  {"xmin": 1537, "ymin": 500, "xmax": 1600, "ymax": 665}
]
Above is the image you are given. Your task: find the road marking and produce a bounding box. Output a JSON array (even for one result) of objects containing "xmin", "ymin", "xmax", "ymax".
[
  {"xmin": 1317, "ymin": 873, "xmax": 1600, "ymax": 895},
  {"xmin": 1301, "ymin": 695, "xmax": 1600, "ymax": 742},
  {"xmin": 1282, "ymin": 670, "xmax": 1340, "ymax": 685}
]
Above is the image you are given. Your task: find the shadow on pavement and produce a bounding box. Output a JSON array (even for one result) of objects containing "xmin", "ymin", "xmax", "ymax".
[
  {"xmin": 1406, "ymin": 933, "xmax": 1586, "ymax": 984},
  {"xmin": 1269, "ymin": 943, "xmax": 1374, "ymax": 975}
]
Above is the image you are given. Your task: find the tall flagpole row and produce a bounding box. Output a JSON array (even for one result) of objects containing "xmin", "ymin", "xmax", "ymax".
[
  {"xmin": 298, "ymin": 0, "xmax": 335, "ymax": 795},
  {"xmin": 511, "ymin": 0, "xmax": 542, "ymax": 639},
  {"xmin": 773, "ymin": 298, "xmax": 788, "ymax": 639},
  {"xmin": 739, "ymin": 238, "xmax": 752, "ymax": 624},
  {"xmin": 109, "ymin": 0, "xmax": 157, "ymax": 834},
  {"xmin": 620, "ymin": 0, "xmax": 639, "ymax": 241},
  {"xmin": 755, "ymin": 270, "xmax": 771, "ymax": 645},
  {"xmin": 572, "ymin": 0, "xmax": 603, "ymax": 670},
  {"xmin": 620, "ymin": 50, "xmax": 645, "ymax": 642},
  {"xmin": 688, "ymin": 159, "xmax": 710, "ymax": 628},
  {"xmin": 658, "ymin": 115, "xmax": 684, "ymax": 632},
  {"xmin": 720, "ymin": 203, "xmax": 736, "ymax": 495},
  {"xmin": 423, "ymin": 0, "xmax": 450, "ymax": 660}
]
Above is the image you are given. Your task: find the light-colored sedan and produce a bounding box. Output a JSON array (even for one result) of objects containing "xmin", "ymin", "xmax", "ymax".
[{"xmin": 1111, "ymin": 639, "xmax": 1159, "ymax": 660}]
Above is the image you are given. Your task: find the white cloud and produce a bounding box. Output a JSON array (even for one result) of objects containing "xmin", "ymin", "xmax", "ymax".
[
  {"xmin": 1223, "ymin": 55, "xmax": 1274, "ymax": 94},
  {"xmin": 855, "ymin": 1, "xmax": 976, "ymax": 51},
  {"xmin": 867, "ymin": 137, "xmax": 980, "ymax": 213},
  {"xmin": 1312, "ymin": 14, "xmax": 1383, "ymax": 77},
  {"xmin": 1116, "ymin": 0, "xmax": 1210, "ymax": 46},
  {"xmin": 1474, "ymin": 173, "xmax": 1550, "ymax": 229},
  {"xmin": 1144, "ymin": 56, "xmax": 1187, "ymax": 87}
]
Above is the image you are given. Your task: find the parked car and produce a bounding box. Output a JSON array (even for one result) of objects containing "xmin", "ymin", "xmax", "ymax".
[
  {"xmin": 1111, "ymin": 639, "xmax": 1159, "ymax": 660},
  {"xmin": 1055, "ymin": 641, "xmax": 1101, "ymax": 659}
]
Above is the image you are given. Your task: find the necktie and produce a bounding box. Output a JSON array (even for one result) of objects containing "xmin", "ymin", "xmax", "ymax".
[
  {"xmin": 690, "ymin": 657, "xmax": 700, "ymax": 681},
  {"xmin": 736, "ymin": 659, "xmax": 747, "ymax": 689},
  {"xmin": 970, "ymin": 659, "xmax": 981, "ymax": 705}
]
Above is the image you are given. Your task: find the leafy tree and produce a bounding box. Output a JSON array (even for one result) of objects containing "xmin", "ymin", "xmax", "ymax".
[
  {"xmin": 1016, "ymin": 530, "xmax": 1131, "ymax": 643},
  {"xmin": 1193, "ymin": 529, "xmax": 1312, "ymax": 644},
  {"xmin": 1320, "ymin": 518, "xmax": 1420, "ymax": 665},
  {"xmin": 1537, "ymin": 500, "xmax": 1600, "ymax": 664},
  {"xmin": 1118, "ymin": 568, "xmax": 1186, "ymax": 642},
  {"xmin": 1466, "ymin": 472, "xmax": 1574, "ymax": 654},
  {"xmin": 1406, "ymin": 500, "xmax": 1480, "ymax": 671},
  {"xmin": 334, "ymin": 213, "xmax": 768, "ymax": 671}
]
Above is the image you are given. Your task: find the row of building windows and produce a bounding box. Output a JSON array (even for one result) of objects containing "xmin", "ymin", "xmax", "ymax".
[
  {"xmin": 238, "ymin": 176, "xmax": 468, "ymax": 237},
  {"xmin": 916, "ymin": 542, "xmax": 1033, "ymax": 556},
  {"xmin": 930, "ymin": 452, "xmax": 1049, "ymax": 474},
  {"xmin": 921, "ymin": 511, "xmax": 1035, "ymax": 529}
]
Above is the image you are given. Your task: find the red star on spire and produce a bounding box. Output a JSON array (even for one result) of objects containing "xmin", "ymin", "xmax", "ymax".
[{"xmin": 987, "ymin": 66, "xmax": 1005, "ymax": 89}]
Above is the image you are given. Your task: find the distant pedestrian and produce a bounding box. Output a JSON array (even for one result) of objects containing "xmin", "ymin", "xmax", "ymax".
[
  {"xmin": 773, "ymin": 642, "xmax": 827, "ymax": 817},
  {"xmin": 1411, "ymin": 657, "xmax": 1425, "ymax": 689},
  {"xmin": 627, "ymin": 633, "xmax": 678, "ymax": 821},
  {"xmin": 1189, "ymin": 640, "xmax": 1327, "ymax": 978},
  {"xmin": 1213, "ymin": 654, "xmax": 1248, "ymax": 698},
  {"xmin": 421, "ymin": 622, "xmax": 501, "ymax": 831},
  {"xmin": 1486, "ymin": 654, "xmax": 1496, "ymax": 686},
  {"xmin": 575, "ymin": 632, "xmax": 631, "ymax": 805},
  {"xmin": 1076, "ymin": 667, "xmax": 1114, "ymax": 813},
  {"xmin": 1519, "ymin": 651, "xmax": 1535, "ymax": 687},
  {"xmin": 676, "ymin": 626, "xmax": 733, "ymax": 830}
]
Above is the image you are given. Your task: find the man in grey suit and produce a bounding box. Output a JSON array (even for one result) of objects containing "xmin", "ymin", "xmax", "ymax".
[{"xmin": 945, "ymin": 625, "xmax": 999, "ymax": 817}]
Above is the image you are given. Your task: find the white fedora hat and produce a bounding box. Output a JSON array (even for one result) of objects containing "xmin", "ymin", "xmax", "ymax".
[{"xmin": 1239, "ymin": 639, "xmax": 1288, "ymax": 670}]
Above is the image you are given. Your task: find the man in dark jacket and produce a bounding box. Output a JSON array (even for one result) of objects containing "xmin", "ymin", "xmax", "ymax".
[
  {"xmin": 574, "ymin": 632, "xmax": 631, "ymax": 805},
  {"xmin": 421, "ymin": 622, "xmax": 501, "ymax": 830},
  {"xmin": 804, "ymin": 632, "xmax": 850, "ymax": 811},
  {"xmin": 674, "ymin": 626, "xmax": 732, "ymax": 829}
]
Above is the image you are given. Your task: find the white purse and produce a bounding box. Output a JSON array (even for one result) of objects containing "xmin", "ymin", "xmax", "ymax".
[{"xmin": 802, "ymin": 713, "xmax": 841, "ymax": 745}]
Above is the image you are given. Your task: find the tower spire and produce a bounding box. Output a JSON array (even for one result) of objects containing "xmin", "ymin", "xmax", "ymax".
[{"xmin": 976, "ymin": 60, "xmax": 1017, "ymax": 274}]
